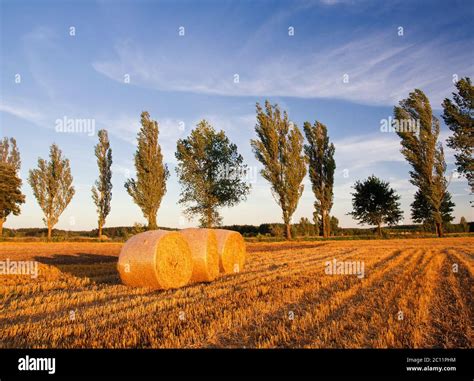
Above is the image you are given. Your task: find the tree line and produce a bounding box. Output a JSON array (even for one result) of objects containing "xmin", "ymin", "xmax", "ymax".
[{"xmin": 0, "ymin": 78, "xmax": 472, "ymax": 240}]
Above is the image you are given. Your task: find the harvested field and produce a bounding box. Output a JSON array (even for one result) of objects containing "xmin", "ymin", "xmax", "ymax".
[{"xmin": 0, "ymin": 238, "xmax": 472, "ymax": 348}]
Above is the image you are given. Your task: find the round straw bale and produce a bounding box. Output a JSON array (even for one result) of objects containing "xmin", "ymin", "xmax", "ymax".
[
  {"xmin": 117, "ymin": 230, "xmax": 193, "ymax": 289},
  {"xmin": 180, "ymin": 228, "xmax": 219, "ymax": 283},
  {"xmin": 214, "ymin": 229, "xmax": 246, "ymax": 274}
]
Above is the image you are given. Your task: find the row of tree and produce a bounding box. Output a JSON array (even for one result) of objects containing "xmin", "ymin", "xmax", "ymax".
[
  {"xmin": 0, "ymin": 78, "xmax": 472, "ymax": 239},
  {"xmin": 251, "ymin": 78, "xmax": 472, "ymax": 238}
]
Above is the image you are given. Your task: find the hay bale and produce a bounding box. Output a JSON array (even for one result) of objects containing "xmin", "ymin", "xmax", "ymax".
[
  {"xmin": 214, "ymin": 229, "xmax": 246, "ymax": 274},
  {"xmin": 180, "ymin": 228, "xmax": 219, "ymax": 283},
  {"xmin": 117, "ymin": 230, "xmax": 193, "ymax": 289}
]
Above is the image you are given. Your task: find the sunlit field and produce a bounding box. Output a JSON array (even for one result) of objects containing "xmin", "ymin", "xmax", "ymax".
[{"xmin": 1, "ymin": 238, "xmax": 472, "ymax": 349}]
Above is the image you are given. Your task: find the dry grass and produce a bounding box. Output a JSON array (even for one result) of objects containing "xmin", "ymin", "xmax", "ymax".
[{"xmin": 0, "ymin": 238, "xmax": 472, "ymax": 348}]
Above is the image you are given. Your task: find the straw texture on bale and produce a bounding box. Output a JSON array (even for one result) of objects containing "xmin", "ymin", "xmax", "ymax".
[
  {"xmin": 214, "ymin": 229, "xmax": 246, "ymax": 274},
  {"xmin": 180, "ymin": 228, "xmax": 219, "ymax": 283},
  {"xmin": 117, "ymin": 230, "xmax": 193, "ymax": 289}
]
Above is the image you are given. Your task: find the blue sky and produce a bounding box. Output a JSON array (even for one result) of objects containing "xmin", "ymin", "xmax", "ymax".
[{"xmin": 0, "ymin": 0, "xmax": 473, "ymax": 230}]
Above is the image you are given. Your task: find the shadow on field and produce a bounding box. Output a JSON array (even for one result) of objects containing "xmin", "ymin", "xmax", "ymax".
[{"xmin": 35, "ymin": 253, "xmax": 120, "ymax": 285}]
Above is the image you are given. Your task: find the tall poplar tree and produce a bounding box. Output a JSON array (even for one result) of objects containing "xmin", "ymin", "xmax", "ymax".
[
  {"xmin": 304, "ymin": 121, "xmax": 336, "ymax": 238},
  {"xmin": 394, "ymin": 89, "xmax": 449, "ymax": 237},
  {"xmin": 92, "ymin": 129, "xmax": 113, "ymax": 238},
  {"xmin": 251, "ymin": 100, "xmax": 307, "ymax": 239},
  {"xmin": 125, "ymin": 112, "xmax": 169, "ymax": 230},
  {"xmin": 28, "ymin": 144, "xmax": 75, "ymax": 240},
  {"xmin": 442, "ymin": 77, "xmax": 473, "ymax": 196}
]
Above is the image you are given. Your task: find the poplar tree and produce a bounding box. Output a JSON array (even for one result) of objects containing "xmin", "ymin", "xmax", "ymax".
[
  {"xmin": 304, "ymin": 121, "xmax": 336, "ymax": 238},
  {"xmin": 125, "ymin": 112, "xmax": 169, "ymax": 230},
  {"xmin": 92, "ymin": 129, "xmax": 113, "ymax": 238},
  {"xmin": 251, "ymin": 100, "xmax": 307, "ymax": 239},
  {"xmin": 28, "ymin": 144, "xmax": 75, "ymax": 240},
  {"xmin": 394, "ymin": 89, "xmax": 449, "ymax": 237},
  {"xmin": 442, "ymin": 77, "xmax": 473, "ymax": 195}
]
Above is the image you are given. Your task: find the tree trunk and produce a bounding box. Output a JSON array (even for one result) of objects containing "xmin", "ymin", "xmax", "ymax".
[
  {"xmin": 47, "ymin": 224, "xmax": 52, "ymax": 241},
  {"xmin": 377, "ymin": 223, "xmax": 382, "ymax": 237},
  {"xmin": 98, "ymin": 224, "xmax": 103, "ymax": 238},
  {"xmin": 206, "ymin": 208, "xmax": 213, "ymax": 228},
  {"xmin": 285, "ymin": 222, "xmax": 292, "ymax": 240},
  {"xmin": 0, "ymin": 217, "xmax": 4, "ymax": 237},
  {"xmin": 435, "ymin": 222, "xmax": 443, "ymax": 238},
  {"xmin": 148, "ymin": 213, "xmax": 157, "ymax": 230},
  {"xmin": 324, "ymin": 213, "xmax": 331, "ymax": 238},
  {"xmin": 321, "ymin": 211, "xmax": 327, "ymax": 238}
]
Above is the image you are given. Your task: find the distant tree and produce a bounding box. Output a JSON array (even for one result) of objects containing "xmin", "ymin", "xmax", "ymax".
[
  {"xmin": 28, "ymin": 144, "xmax": 75, "ymax": 240},
  {"xmin": 251, "ymin": 100, "xmax": 307, "ymax": 239},
  {"xmin": 296, "ymin": 217, "xmax": 315, "ymax": 237},
  {"xmin": 460, "ymin": 216, "xmax": 469, "ymax": 232},
  {"xmin": 330, "ymin": 216, "xmax": 339, "ymax": 236},
  {"xmin": 175, "ymin": 120, "xmax": 250, "ymax": 227},
  {"xmin": 394, "ymin": 89, "xmax": 449, "ymax": 237},
  {"xmin": 125, "ymin": 112, "xmax": 169, "ymax": 230},
  {"xmin": 411, "ymin": 189, "xmax": 454, "ymax": 229},
  {"xmin": 0, "ymin": 137, "xmax": 24, "ymax": 236},
  {"xmin": 349, "ymin": 175, "xmax": 403, "ymax": 237},
  {"xmin": 304, "ymin": 121, "xmax": 336, "ymax": 238},
  {"xmin": 312, "ymin": 207, "xmax": 321, "ymax": 235},
  {"xmin": 442, "ymin": 77, "xmax": 474, "ymax": 195},
  {"xmin": 269, "ymin": 224, "xmax": 285, "ymax": 238},
  {"xmin": 92, "ymin": 129, "xmax": 113, "ymax": 238}
]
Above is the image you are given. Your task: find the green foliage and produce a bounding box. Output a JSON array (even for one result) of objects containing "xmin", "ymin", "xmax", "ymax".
[
  {"xmin": 125, "ymin": 112, "xmax": 169, "ymax": 229},
  {"xmin": 0, "ymin": 163, "xmax": 25, "ymax": 230},
  {"xmin": 0, "ymin": 137, "xmax": 21, "ymax": 172},
  {"xmin": 330, "ymin": 216, "xmax": 339, "ymax": 235},
  {"xmin": 394, "ymin": 89, "xmax": 450, "ymax": 237},
  {"xmin": 0, "ymin": 137, "xmax": 25, "ymax": 234},
  {"xmin": 175, "ymin": 120, "xmax": 250, "ymax": 227},
  {"xmin": 304, "ymin": 121, "xmax": 336, "ymax": 237},
  {"xmin": 442, "ymin": 77, "xmax": 474, "ymax": 195},
  {"xmin": 91, "ymin": 129, "xmax": 113, "ymax": 236},
  {"xmin": 349, "ymin": 175, "xmax": 403, "ymax": 236},
  {"xmin": 28, "ymin": 144, "xmax": 75, "ymax": 239},
  {"xmin": 411, "ymin": 189, "xmax": 454, "ymax": 226},
  {"xmin": 269, "ymin": 224, "xmax": 285, "ymax": 238},
  {"xmin": 295, "ymin": 217, "xmax": 316, "ymax": 237},
  {"xmin": 251, "ymin": 100, "xmax": 307, "ymax": 239}
]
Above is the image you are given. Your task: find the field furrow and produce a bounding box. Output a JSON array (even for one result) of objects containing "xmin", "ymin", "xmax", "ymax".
[{"xmin": 0, "ymin": 238, "xmax": 473, "ymax": 348}]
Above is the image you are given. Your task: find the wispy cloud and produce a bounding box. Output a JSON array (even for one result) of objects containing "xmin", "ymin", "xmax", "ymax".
[
  {"xmin": 334, "ymin": 133, "xmax": 404, "ymax": 170},
  {"xmin": 93, "ymin": 29, "xmax": 472, "ymax": 107},
  {"xmin": 0, "ymin": 102, "xmax": 43, "ymax": 122}
]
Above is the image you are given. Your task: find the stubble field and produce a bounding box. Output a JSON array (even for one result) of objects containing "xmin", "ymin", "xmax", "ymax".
[{"xmin": 1, "ymin": 237, "xmax": 473, "ymax": 348}]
